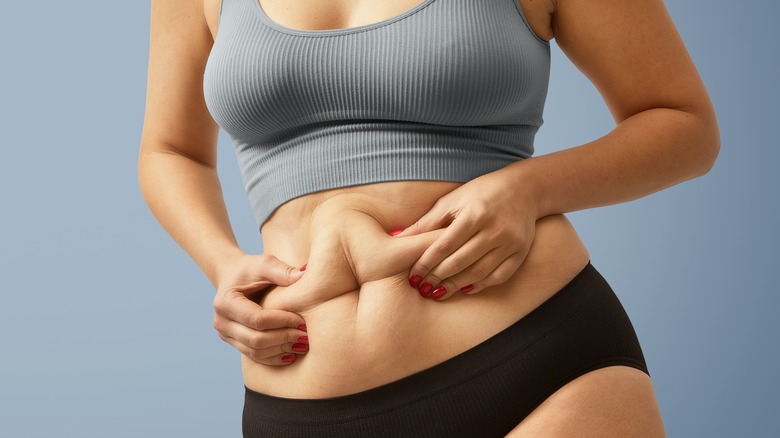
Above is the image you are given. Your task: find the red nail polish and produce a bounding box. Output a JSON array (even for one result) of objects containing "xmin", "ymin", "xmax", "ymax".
[
  {"xmin": 298, "ymin": 324, "xmax": 308, "ymax": 332},
  {"xmin": 297, "ymin": 336, "xmax": 309, "ymax": 344},
  {"xmin": 431, "ymin": 286, "xmax": 447, "ymax": 299},
  {"xmin": 389, "ymin": 229, "xmax": 404, "ymax": 236},
  {"xmin": 460, "ymin": 284, "xmax": 475, "ymax": 294},
  {"xmin": 299, "ymin": 263, "xmax": 307, "ymax": 272},
  {"xmin": 419, "ymin": 282, "xmax": 433, "ymax": 297},
  {"xmin": 292, "ymin": 343, "xmax": 308, "ymax": 353},
  {"xmin": 409, "ymin": 274, "xmax": 423, "ymax": 288},
  {"xmin": 281, "ymin": 354, "xmax": 296, "ymax": 363}
]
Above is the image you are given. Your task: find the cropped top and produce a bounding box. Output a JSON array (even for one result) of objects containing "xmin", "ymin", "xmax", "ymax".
[{"xmin": 203, "ymin": 0, "xmax": 551, "ymax": 229}]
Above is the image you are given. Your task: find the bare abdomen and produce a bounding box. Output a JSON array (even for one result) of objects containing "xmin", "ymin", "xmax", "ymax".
[{"xmin": 243, "ymin": 182, "xmax": 590, "ymax": 398}]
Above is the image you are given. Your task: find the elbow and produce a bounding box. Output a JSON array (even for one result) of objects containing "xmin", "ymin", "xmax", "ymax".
[{"xmin": 692, "ymin": 111, "xmax": 721, "ymax": 178}]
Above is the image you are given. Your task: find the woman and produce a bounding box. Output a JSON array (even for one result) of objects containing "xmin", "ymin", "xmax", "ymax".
[{"xmin": 139, "ymin": 0, "xmax": 719, "ymax": 436}]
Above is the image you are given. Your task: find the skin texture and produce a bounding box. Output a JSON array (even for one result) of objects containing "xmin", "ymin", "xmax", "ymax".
[{"xmin": 140, "ymin": 0, "xmax": 718, "ymax": 435}]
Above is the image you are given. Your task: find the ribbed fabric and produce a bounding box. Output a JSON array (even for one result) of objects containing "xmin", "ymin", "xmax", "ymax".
[
  {"xmin": 241, "ymin": 261, "xmax": 649, "ymax": 437},
  {"xmin": 203, "ymin": 0, "xmax": 551, "ymax": 229}
]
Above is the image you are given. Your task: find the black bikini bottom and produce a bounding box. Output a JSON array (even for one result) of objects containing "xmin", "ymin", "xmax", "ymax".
[{"xmin": 242, "ymin": 261, "xmax": 649, "ymax": 437}]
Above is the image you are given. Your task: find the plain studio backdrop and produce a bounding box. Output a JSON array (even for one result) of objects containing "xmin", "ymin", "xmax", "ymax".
[{"xmin": 1, "ymin": 1, "xmax": 777, "ymax": 436}]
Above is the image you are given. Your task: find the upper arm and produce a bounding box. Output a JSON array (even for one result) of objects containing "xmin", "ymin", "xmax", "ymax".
[
  {"xmin": 551, "ymin": 0, "xmax": 717, "ymax": 125},
  {"xmin": 140, "ymin": 0, "xmax": 220, "ymax": 166}
]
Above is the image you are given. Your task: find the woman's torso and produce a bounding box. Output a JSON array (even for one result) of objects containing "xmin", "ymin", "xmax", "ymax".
[{"xmin": 201, "ymin": 0, "xmax": 583, "ymax": 399}]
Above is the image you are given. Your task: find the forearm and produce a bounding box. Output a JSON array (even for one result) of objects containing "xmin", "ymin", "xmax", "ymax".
[
  {"xmin": 509, "ymin": 107, "xmax": 720, "ymax": 218},
  {"xmin": 138, "ymin": 147, "xmax": 246, "ymax": 287}
]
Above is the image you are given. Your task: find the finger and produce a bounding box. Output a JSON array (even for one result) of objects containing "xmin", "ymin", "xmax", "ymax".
[
  {"xmin": 219, "ymin": 336, "xmax": 301, "ymax": 366},
  {"xmin": 378, "ymin": 227, "xmax": 446, "ymax": 276},
  {"xmin": 458, "ymin": 252, "xmax": 528, "ymax": 297},
  {"xmin": 426, "ymin": 245, "xmax": 525, "ymax": 301},
  {"xmin": 256, "ymin": 254, "xmax": 305, "ymax": 287},
  {"xmin": 408, "ymin": 214, "xmax": 479, "ymax": 290},
  {"xmin": 392, "ymin": 201, "xmax": 455, "ymax": 238},
  {"xmin": 425, "ymin": 245, "xmax": 507, "ymax": 300},
  {"xmin": 416, "ymin": 230, "xmax": 494, "ymax": 291},
  {"xmin": 216, "ymin": 294, "xmax": 306, "ymax": 331},
  {"xmin": 215, "ymin": 318, "xmax": 307, "ymax": 353}
]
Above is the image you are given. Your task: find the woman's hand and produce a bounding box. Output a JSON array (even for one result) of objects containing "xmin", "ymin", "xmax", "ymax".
[
  {"xmin": 394, "ymin": 164, "xmax": 541, "ymax": 300},
  {"xmin": 212, "ymin": 254, "xmax": 309, "ymax": 365}
]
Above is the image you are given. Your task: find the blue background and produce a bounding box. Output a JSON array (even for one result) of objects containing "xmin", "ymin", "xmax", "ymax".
[{"xmin": 1, "ymin": 1, "xmax": 777, "ymax": 436}]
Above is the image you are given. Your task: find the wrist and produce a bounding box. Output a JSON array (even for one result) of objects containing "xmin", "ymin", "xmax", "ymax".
[
  {"xmin": 499, "ymin": 159, "xmax": 546, "ymax": 219},
  {"xmin": 209, "ymin": 246, "xmax": 249, "ymax": 287}
]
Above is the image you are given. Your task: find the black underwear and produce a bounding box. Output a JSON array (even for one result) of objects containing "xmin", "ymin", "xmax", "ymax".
[{"xmin": 242, "ymin": 261, "xmax": 649, "ymax": 437}]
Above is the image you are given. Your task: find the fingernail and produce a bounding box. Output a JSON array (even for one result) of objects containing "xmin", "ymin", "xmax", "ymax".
[
  {"xmin": 431, "ymin": 286, "xmax": 447, "ymax": 300},
  {"xmin": 409, "ymin": 274, "xmax": 423, "ymax": 288},
  {"xmin": 292, "ymin": 343, "xmax": 308, "ymax": 353},
  {"xmin": 281, "ymin": 354, "xmax": 296, "ymax": 363},
  {"xmin": 299, "ymin": 263, "xmax": 307, "ymax": 272},
  {"xmin": 419, "ymin": 282, "xmax": 433, "ymax": 297},
  {"xmin": 460, "ymin": 284, "xmax": 475, "ymax": 294},
  {"xmin": 297, "ymin": 336, "xmax": 309, "ymax": 344},
  {"xmin": 389, "ymin": 229, "xmax": 404, "ymax": 236},
  {"xmin": 298, "ymin": 324, "xmax": 308, "ymax": 332}
]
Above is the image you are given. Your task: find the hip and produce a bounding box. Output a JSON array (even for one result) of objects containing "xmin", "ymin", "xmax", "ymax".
[{"xmin": 242, "ymin": 261, "xmax": 648, "ymax": 437}]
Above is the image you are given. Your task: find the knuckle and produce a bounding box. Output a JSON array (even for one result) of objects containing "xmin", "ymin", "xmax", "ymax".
[
  {"xmin": 248, "ymin": 312, "xmax": 266, "ymax": 330},
  {"xmin": 426, "ymin": 275, "xmax": 442, "ymax": 287},
  {"xmin": 493, "ymin": 270, "xmax": 513, "ymax": 284},
  {"xmin": 250, "ymin": 350, "xmax": 265, "ymax": 363},
  {"xmin": 470, "ymin": 266, "xmax": 491, "ymax": 281},
  {"xmin": 247, "ymin": 334, "xmax": 264, "ymax": 349},
  {"xmin": 447, "ymin": 253, "xmax": 469, "ymax": 272},
  {"xmin": 433, "ymin": 239, "xmax": 455, "ymax": 256},
  {"xmin": 414, "ymin": 258, "xmax": 435, "ymax": 275},
  {"xmin": 468, "ymin": 203, "xmax": 489, "ymax": 219},
  {"xmin": 212, "ymin": 296, "xmax": 226, "ymax": 313},
  {"xmin": 285, "ymin": 314, "xmax": 298, "ymax": 330}
]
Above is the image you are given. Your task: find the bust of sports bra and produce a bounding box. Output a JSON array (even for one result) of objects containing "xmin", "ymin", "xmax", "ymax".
[{"xmin": 203, "ymin": 0, "xmax": 551, "ymax": 229}]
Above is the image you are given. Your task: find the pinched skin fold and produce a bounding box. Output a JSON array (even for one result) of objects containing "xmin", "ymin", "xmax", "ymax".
[{"xmin": 259, "ymin": 194, "xmax": 444, "ymax": 313}]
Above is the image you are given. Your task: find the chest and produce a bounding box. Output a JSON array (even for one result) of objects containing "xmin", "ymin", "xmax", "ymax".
[{"xmin": 203, "ymin": 0, "xmax": 551, "ymax": 140}]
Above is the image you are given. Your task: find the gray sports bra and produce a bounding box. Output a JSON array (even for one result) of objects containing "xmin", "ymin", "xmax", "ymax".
[{"xmin": 204, "ymin": 0, "xmax": 551, "ymax": 229}]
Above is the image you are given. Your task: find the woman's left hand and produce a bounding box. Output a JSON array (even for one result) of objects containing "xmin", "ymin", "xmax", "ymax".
[{"xmin": 393, "ymin": 165, "xmax": 541, "ymax": 300}]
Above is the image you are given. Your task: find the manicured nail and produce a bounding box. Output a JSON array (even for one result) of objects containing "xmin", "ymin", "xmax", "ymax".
[
  {"xmin": 298, "ymin": 324, "xmax": 308, "ymax": 332},
  {"xmin": 389, "ymin": 229, "xmax": 404, "ymax": 236},
  {"xmin": 281, "ymin": 354, "xmax": 296, "ymax": 363},
  {"xmin": 292, "ymin": 343, "xmax": 308, "ymax": 353},
  {"xmin": 460, "ymin": 284, "xmax": 475, "ymax": 294},
  {"xmin": 409, "ymin": 274, "xmax": 423, "ymax": 288},
  {"xmin": 419, "ymin": 282, "xmax": 433, "ymax": 297},
  {"xmin": 297, "ymin": 336, "xmax": 309, "ymax": 344},
  {"xmin": 299, "ymin": 263, "xmax": 307, "ymax": 272},
  {"xmin": 431, "ymin": 286, "xmax": 447, "ymax": 300}
]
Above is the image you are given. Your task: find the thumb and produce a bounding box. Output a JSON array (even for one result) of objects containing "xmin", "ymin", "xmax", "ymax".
[
  {"xmin": 255, "ymin": 254, "xmax": 305, "ymax": 287},
  {"xmin": 376, "ymin": 228, "xmax": 445, "ymax": 277},
  {"xmin": 393, "ymin": 203, "xmax": 452, "ymax": 238}
]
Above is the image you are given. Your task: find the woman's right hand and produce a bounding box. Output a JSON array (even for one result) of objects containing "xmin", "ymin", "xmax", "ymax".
[{"xmin": 212, "ymin": 253, "xmax": 309, "ymax": 366}]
